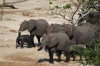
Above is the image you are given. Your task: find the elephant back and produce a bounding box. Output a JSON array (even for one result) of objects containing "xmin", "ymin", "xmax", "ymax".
[
  {"xmin": 28, "ymin": 19, "xmax": 36, "ymax": 34},
  {"xmin": 29, "ymin": 19, "xmax": 49, "ymax": 36},
  {"xmin": 56, "ymin": 33, "xmax": 70, "ymax": 51},
  {"xmin": 46, "ymin": 24, "xmax": 68, "ymax": 34},
  {"xmin": 72, "ymin": 25, "xmax": 98, "ymax": 45},
  {"xmin": 35, "ymin": 19, "xmax": 49, "ymax": 36}
]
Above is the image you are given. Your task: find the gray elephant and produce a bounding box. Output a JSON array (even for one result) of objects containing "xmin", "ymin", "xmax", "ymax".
[
  {"xmin": 38, "ymin": 33, "xmax": 70, "ymax": 63},
  {"xmin": 19, "ymin": 19, "xmax": 49, "ymax": 47},
  {"xmin": 46, "ymin": 23, "xmax": 68, "ymax": 34},
  {"xmin": 64, "ymin": 23, "xmax": 99, "ymax": 46},
  {"xmin": 16, "ymin": 33, "xmax": 31, "ymax": 48}
]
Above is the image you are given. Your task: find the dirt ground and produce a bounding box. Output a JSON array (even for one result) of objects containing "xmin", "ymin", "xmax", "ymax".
[{"xmin": 0, "ymin": 0, "xmax": 83, "ymax": 66}]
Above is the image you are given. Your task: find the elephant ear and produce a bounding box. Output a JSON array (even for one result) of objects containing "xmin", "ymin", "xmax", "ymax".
[
  {"xmin": 28, "ymin": 19, "xmax": 36, "ymax": 32},
  {"xmin": 48, "ymin": 35, "xmax": 59, "ymax": 48}
]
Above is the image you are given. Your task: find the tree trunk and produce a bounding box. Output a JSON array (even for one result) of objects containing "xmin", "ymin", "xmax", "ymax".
[{"xmin": 0, "ymin": 0, "xmax": 5, "ymax": 21}]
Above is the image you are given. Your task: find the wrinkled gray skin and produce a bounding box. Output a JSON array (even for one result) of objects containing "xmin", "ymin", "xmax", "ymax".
[
  {"xmin": 19, "ymin": 19, "xmax": 49, "ymax": 47},
  {"xmin": 38, "ymin": 33, "xmax": 70, "ymax": 64},
  {"xmin": 46, "ymin": 23, "xmax": 73, "ymax": 38},
  {"xmin": 46, "ymin": 24, "xmax": 66, "ymax": 34},
  {"xmin": 16, "ymin": 33, "xmax": 31, "ymax": 48},
  {"xmin": 69, "ymin": 44, "xmax": 85, "ymax": 61},
  {"xmin": 65, "ymin": 23, "xmax": 99, "ymax": 45}
]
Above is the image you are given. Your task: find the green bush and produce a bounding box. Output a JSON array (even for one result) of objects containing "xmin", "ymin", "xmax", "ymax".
[{"xmin": 80, "ymin": 30, "xmax": 100, "ymax": 66}]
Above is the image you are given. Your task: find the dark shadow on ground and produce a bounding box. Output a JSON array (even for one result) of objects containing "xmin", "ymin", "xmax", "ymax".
[{"xmin": 37, "ymin": 58, "xmax": 66, "ymax": 63}]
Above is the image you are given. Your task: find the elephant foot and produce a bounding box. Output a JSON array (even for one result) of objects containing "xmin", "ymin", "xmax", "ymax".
[
  {"xmin": 37, "ymin": 44, "xmax": 40, "ymax": 47},
  {"xmin": 72, "ymin": 59, "xmax": 75, "ymax": 61},
  {"xmin": 16, "ymin": 46, "xmax": 18, "ymax": 48},
  {"xmin": 21, "ymin": 47, "xmax": 23, "ymax": 49},
  {"xmin": 31, "ymin": 44, "xmax": 36, "ymax": 47},
  {"xmin": 33, "ymin": 45, "xmax": 36, "ymax": 47},
  {"xmin": 49, "ymin": 60, "xmax": 54, "ymax": 64},
  {"xmin": 57, "ymin": 59, "xmax": 61, "ymax": 62},
  {"xmin": 79, "ymin": 59, "xmax": 82, "ymax": 61},
  {"xmin": 65, "ymin": 58, "xmax": 70, "ymax": 62},
  {"xmin": 65, "ymin": 60, "xmax": 70, "ymax": 62}
]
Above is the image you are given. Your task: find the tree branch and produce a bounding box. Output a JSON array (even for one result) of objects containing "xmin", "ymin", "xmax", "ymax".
[
  {"xmin": 71, "ymin": 4, "xmax": 81, "ymax": 24},
  {"xmin": 75, "ymin": 9, "xmax": 93, "ymax": 25},
  {"xmin": 0, "ymin": 4, "xmax": 17, "ymax": 9},
  {"xmin": 51, "ymin": 11, "xmax": 71, "ymax": 23}
]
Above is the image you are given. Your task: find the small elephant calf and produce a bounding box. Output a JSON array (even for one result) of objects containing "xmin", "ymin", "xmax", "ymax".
[{"xmin": 16, "ymin": 35, "xmax": 31, "ymax": 48}]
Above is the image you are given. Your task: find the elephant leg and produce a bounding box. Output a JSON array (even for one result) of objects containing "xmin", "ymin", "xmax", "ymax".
[
  {"xmin": 72, "ymin": 51, "xmax": 75, "ymax": 61},
  {"xmin": 65, "ymin": 51, "xmax": 70, "ymax": 62},
  {"xmin": 36, "ymin": 35, "xmax": 41, "ymax": 46},
  {"xmin": 21, "ymin": 40, "xmax": 24, "ymax": 48},
  {"xmin": 57, "ymin": 50, "xmax": 62, "ymax": 62},
  {"xmin": 70, "ymin": 51, "xmax": 76, "ymax": 61},
  {"xmin": 79, "ymin": 55, "xmax": 82, "ymax": 61},
  {"xmin": 48, "ymin": 48, "xmax": 55, "ymax": 64},
  {"xmin": 16, "ymin": 43, "xmax": 18, "ymax": 48},
  {"xmin": 30, "ymin": 35, "xmax": 35, "ymax": 47}
]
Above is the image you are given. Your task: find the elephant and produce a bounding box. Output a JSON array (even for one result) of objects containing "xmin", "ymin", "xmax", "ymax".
[
  {"xmin": 64, "ymin": 23, "xmax": 99, "ymax": 46},
  {"xmin": 46, "ymin": 23, "xmax": 68, "ymax": 34},
  {"xmin": 18, "ymin": 19, "xmax": 49, "ymax": 47},
  {"xmin": 46, "ymin": 24, "xmax": 62, "ymax": 34},
  {"xmin": 38, "ymin": 33, "xmax": 70, "ymax": 63},
  {"xmin": 16, "ymin": 33, "xmax": 31, "ymax": 48}
]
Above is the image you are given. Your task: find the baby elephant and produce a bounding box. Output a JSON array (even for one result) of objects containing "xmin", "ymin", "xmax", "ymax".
[{"xmin": 16, "ymin": 34, "xmax": 31, "ymax": 48}]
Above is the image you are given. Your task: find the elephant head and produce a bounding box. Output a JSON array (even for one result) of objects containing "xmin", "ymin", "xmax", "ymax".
[
  {"xmin": 38, "ymin": 34, "xmax": 59, "ymax": 51},
  {"xmin": 63, "ymin": 24, "xmax": 74, "ymax": 40},
  {"xmin": 19, "ymin": 19, "xmax": 36, "ymax": 33},
  {"xmin": 19, "ymin": 20, "xmax": 28, "ymax": 32}
]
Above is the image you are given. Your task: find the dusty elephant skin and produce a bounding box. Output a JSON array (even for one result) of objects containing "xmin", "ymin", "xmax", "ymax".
[
  {"xmin": 38, "ymin": 33, "xmax": 70, "ymax": 64},
  {"xmin": 19, "ymin": 19, "xmax": 49, "ymax": 47},
  {"xmin": 65, "ymin": 23, "xmax": 99, "ymax": 46},
  {"xmin": 46, "ymin": 24, "xmax": 72, "ymax": 34},
  {"xmin": 16, "ymin": 32, "xmax": 31, "ymax": 48},
  {"xmin": 46, "ymin": 24, "xmax": 65, "ymax": 34}
]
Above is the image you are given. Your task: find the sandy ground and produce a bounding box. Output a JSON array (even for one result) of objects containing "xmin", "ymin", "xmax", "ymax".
[{"xmin": 0, "ymin": 0, "xmax": 84, "ymax": 66}]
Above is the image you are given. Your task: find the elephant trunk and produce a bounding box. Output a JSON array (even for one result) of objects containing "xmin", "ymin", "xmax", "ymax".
[
  {"xmin": 38, "ymin": 43, "xmax": 47, "ymax": 51},
  {"xmin": 18, "ymin": 31, "xmax": 21, "ymax": 37}
]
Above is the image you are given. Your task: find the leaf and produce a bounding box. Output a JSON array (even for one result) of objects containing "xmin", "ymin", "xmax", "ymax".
[{"xmin": 49, "ymin": 2, "xmax": 52, "ymax": 4}]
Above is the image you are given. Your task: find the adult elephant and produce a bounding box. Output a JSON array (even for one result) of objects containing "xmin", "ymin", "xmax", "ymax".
[
  {"xmin": 46, "ymin": 23, "xmax": 68, "ymax": 34},
  {"xmin": 38, "ymin": 33, "xmax": 70, "ymax": 63},
  {"xmin": 18, "ymin": 19, "xmax": 49, "ymax": 47},
  {"xmin": 65, "ymin": 23, "xmax": 99, "ymax": 46}
]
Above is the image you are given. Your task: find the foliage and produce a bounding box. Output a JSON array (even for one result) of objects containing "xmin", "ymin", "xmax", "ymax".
[
  {"xmin": 63, "ymin": 4, "xmax": 71, "ymax": 9},
  {"xmin": 80, "ymin": 30, "xmax": 100, "ymax": 66},
  {"xmin": 49, "ymin": 2, "xmax": 52, "ymax": 5},
  {"xmin": 48, "ymin": 0, "xmax": 100, "ymax": 24},
  {"xmin": 70, "ymin": 30, "xmax": 100, "ymax": 66},
  {"xmin": 48, "ymin": 1, "xmax": 72, "ymax": 23},
  {"xmin": 84, "ymin": 0, "xmax": 100, "ymax": 11},
  {"xmin": 81, "ymin": 0, "xmax": 100, "ymax": 24}
]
